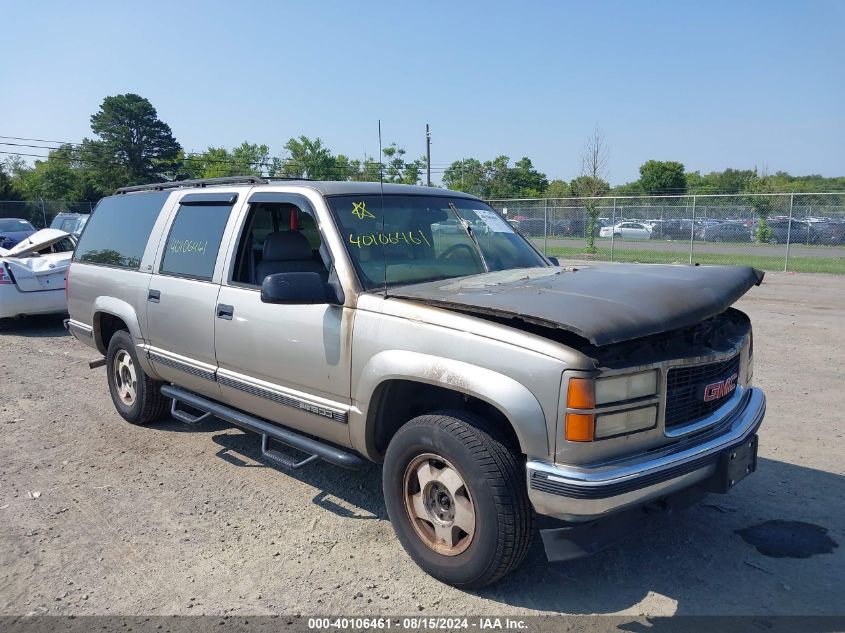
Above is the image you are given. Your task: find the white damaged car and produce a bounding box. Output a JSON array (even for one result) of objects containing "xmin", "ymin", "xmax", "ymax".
[{"xmin": 0, "ymin": 228, "xmax": 75, "ymax": 320}]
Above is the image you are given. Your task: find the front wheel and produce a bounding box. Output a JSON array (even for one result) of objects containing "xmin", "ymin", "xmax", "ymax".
[{"xmin": 383, "ymin": 412, "xmax": 533, "ymax": 588}]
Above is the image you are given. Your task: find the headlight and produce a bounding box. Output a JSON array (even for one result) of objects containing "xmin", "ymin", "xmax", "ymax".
[
  {"xmin": 564, "ymin": 371, "xmax": 660, "ymax": 442},
  {"xmin": 595, "ymin": 405, "xmax": 657, "ymax": 439},
  {"xmin": 595, "ymin": 370, "xmax": 658, "ymax": 404}
]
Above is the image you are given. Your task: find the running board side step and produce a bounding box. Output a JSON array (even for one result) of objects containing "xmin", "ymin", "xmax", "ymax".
[{"xmin": 160, "ymin": 385, "xmax": 364, "ymax": 471}]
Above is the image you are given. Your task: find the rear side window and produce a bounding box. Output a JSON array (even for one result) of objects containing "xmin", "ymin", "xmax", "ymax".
[
  {"xmin": 160, "ymin": 199, "xmax": 234, "ymax": 280},
  {"xmin": 75, "ymin": 192, "xmax": 169, "ymax": 269}
]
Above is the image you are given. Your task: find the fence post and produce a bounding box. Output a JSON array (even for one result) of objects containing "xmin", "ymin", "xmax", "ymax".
[
  {"xmin": 39, "ymin": 199, "xmax": 47, "ymax": 228},
  {"xmin": 689, "ymin": 195, "xmax": 696, "ymax": 265},
  {"xmin": 610, "ymin": 198, "xmax": 616, "ymax": 262},
  {"xmin": 543, "ymin": 198, "xmax": 548, "ymax": 256},
  {"xmin": 784, "ymin": 193, "xmax": 794, "ymax": 272}
]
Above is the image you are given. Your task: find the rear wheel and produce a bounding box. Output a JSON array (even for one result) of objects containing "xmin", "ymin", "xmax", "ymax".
[
  {"xmin": 106, "ymin": 330, "xmax": 169, "ymax": 425},
  {"xmin": 383, "ymin": 411, "xmax": 533, "ymax": 588}
]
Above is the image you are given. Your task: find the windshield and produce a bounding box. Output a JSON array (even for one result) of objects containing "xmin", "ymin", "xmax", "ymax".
[
  {"xmin": 0, "ymin": 219, "xmax": 35, "ymax": 232},
  {"xmin": 326, "ymin": 194, "xmax": 548, "ymax": 289}
]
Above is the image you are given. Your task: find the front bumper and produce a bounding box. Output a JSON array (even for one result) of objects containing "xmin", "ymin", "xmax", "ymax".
[{"xmin": 526, "ymin": 386, "xmax": 766, "ymax": 523}]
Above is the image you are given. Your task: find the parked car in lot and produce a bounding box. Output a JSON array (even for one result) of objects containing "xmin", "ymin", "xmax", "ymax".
[
  {"xmin": 552, "ymin": 218, "xmax": 607, "ymax": 238},
  {"xmin": 50, "ymin": 212, "xmax": 89, "ymax": 237},
  {"xmin": 0, "ymin": 218, "xmax": 37, "ymax": 250},
  {"xmin": 599, "ymin": 221, "xmax": 652, "ymax": 240},
  {"xmin": 649, "ymin": 219, "xmax": 695, "ymax": 240},
  {"xmin": 431, "ymin": 219, "xmax": 462, "ymax": 234},
  {"xmin": 814, "ymin": 220, "xmax": 845, "ymax": 245},
  {"xmin": 507, "ymin": 216, "xmax": 546, "ymax": 237},
  {"xmin": 697, "ymin": 222, "xmax": 753, "ymax": 243},
  {"xmin": 66, "ymin": 177, "xmax": 766, "ymax": 588},
  {"xmin": 756, "ymin": 219, "xmax": 842, "ymax": 245},
  {"xmin": 0, "ymin": 229, "xmax": 75, "ymax": 319}
]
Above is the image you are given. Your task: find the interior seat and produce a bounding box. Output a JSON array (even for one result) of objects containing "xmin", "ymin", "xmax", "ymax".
[{"xmin": 255, "ymin": 231, "xmax": 328, "ymax": 284}]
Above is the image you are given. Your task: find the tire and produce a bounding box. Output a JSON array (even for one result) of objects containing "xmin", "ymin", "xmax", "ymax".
[
  {"xmin": 106, "ymin": 330, "xmax": 169, "ymax": 425},
  {"xmin": 383, "ymin": 411, "xmax": 533, "ymax": 588}
]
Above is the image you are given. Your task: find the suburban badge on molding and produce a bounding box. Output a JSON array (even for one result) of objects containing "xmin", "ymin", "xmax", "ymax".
[{"xmin": 703, "ymin": 373, "xmax": 739, "ymax": 402}]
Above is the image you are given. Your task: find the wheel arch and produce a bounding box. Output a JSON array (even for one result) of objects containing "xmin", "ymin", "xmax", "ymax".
[
  {"xmin": 92, "ymin": 296, "xmax": 143, "ymax": 353},
  {"xmin": 91, "ymin": 297, "xmax": 157, "ymax": 376},
  {"xmin": 352, "ymin": 350, "xmax": 549, "ymax": 462}
]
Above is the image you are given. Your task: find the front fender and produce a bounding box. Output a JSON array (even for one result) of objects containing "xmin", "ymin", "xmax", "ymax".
[{"xmin": 352, "ymin": 349, "xmax": 549, "ymax": 460}]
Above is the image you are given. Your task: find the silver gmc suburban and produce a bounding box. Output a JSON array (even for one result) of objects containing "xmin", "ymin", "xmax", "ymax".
[{"xmin": 65, "ymin": 177, "xmax": 766, "ymax": 588}]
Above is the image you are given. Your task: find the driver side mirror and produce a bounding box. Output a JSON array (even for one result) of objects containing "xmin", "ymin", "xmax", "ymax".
[
  {"xmin": 260, "ymin": 272, "xmax": 339, "ymax": 305},
  {"xmin": 547, "ymin": 256, "xmax": 561, "ymax": 266}
]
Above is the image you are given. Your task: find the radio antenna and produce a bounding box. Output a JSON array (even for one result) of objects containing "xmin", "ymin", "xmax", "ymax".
[{"xmin": 378, "ymin": 120, "xmax": 387, "ymax": 296}]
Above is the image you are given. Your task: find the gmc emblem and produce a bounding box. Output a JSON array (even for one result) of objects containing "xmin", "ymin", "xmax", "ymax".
[{"xmin": 702, "ymin": 372, "xmax": 738, "ymax": 402}]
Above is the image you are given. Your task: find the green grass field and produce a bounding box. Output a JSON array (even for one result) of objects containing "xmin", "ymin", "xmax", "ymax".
[{"xmin": 543, "ymin": 245, "xmax": 845, "ymax": 274}]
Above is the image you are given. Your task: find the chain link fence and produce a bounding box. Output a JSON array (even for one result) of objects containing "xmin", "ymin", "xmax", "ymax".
[
  {"xmin": 0, "ymin": 200, "xmax": 95, "ymax": 229},
  {"xmin": 2, "ymin": 195, "xmax": 844, "ymax": 273},
  {"xmin": 488, "ymin": 193, "xmax": 845, "ymax": 273}
]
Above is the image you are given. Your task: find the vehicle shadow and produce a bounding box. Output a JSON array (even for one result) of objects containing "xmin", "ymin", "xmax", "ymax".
[
  {"xmin": 0, "ymin": 313, "xmax": 69, "ymax": 337},
  {"xmin": 156, "ymin": 415, "xmax": 845, "ymax": 614},
  {"xmin": 473, "ymin": 456, "xmax": 844, "ymax": 615},
  {"xmin": 210, "ymin": 428, "xmax": 385, "ymax": 520}
]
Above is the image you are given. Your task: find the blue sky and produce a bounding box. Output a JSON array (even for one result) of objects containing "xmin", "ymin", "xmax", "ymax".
[{"xmin": 3, "ymin": 0, "xmax": 843, "ymax": 185}]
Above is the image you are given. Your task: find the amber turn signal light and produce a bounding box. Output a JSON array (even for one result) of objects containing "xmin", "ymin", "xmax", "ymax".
[
  {"xmin": 565, "ymin": 378, "xmax": 596, "ymax": 442},
  {"xmin": 565, "ymin": 413, "xmax": 595, "ymax": 442},
  {"xmin": 567, "ymin": 378, "xmax": 596, "ymax": 409}
]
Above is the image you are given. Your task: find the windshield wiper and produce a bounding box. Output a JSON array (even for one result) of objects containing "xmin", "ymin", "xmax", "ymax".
[{"xmin": 449, "ymin": 203, "xmax": 489, "ymax": 273}]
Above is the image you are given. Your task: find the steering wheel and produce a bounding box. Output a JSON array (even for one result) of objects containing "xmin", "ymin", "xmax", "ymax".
[{"xmin": 438, "ymin": 243, "xmax": 476, "ymax": 261}]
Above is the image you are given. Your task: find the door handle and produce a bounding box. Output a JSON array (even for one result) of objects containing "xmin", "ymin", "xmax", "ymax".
[
  {"xmin": 148, "ymin": 289, "xmax": 161, "ymax": 303},
  {"xmin": 217, "ymin": 304, "xmax": 234, "ymax": 320}
]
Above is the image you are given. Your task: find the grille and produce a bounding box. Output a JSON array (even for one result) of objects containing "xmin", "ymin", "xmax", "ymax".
[{"xmin": 665, "ymin": 355, "xmax": 740, "ymax": 430}]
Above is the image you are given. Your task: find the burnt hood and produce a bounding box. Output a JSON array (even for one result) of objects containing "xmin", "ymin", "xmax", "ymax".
[{"xmin": 386, "ymin": 264, "xmax": 764, "ymax": 346}]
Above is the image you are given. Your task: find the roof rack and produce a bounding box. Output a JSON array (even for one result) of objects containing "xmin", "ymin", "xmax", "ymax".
[{"xmin": 114, "ymin": 176, "xmax": 267, "ymax": 195}]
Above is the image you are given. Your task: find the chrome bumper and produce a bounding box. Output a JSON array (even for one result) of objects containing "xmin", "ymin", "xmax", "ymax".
[{"xmin": 527, "ymin": 387, "xmax": 766, "ymax": 522}]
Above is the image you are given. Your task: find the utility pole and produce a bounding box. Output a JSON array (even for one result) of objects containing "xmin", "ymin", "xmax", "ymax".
[{"xmin": 425, "ymin": 124, "xmax": 431, "ymax": 186}]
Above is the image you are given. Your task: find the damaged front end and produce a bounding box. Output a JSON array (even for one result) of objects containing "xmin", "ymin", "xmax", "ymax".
[
  {"xmin": 389, "ymin": 263, "xmax": 766, "ymax": 561},
  {"xmin": 386, "ymin": 262, "xmax": 764, "ymax": 346}
]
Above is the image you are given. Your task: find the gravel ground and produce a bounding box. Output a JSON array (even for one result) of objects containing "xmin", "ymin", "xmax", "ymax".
[{"xmin": 0, "ymin": 272, "xmax": 843, "ymax": 617}]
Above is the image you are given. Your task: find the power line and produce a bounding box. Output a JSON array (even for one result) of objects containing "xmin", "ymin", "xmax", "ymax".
[{"xmin": 0, "ymin": 136, "xmax": 455, "ymax": 169}]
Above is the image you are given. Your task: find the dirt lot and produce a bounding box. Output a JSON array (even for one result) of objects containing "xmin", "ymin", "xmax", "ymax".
[{"xmin": 0, "ymin": 272, "xmax": 843, "ymax": 617}]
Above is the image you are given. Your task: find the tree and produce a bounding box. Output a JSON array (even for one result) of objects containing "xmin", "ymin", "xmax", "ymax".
[
  {"xmin": 508, "ymin": 157, "xmax": 548, "ymax": 197},
  {"xmin": 382, "ymin": 143, "xmax": 425, "ymax": 185},
  {"xmin": 637, "ymin": 160, "xmax": 686, "ymax": 194},
  {"xmin": 686, "ymin": 168, "xmax": 755, "ymax": 194},
  {"xmin": 86, "ymin": 93, "xmax": 182, "ymax": 189},
  {"xmin": 16, "ymin": 145, "xmax": 106, "ymax": 201},
  {"xmin": 0, "ymin": 160, "xmax": 24, "ymax": 201},
  {"xmin": 282, "ymin": 136, "xmax": 338, "ymax": 179},
  {"xmin": 574, "ymin": 128, "xmax": 610, "ymax": 253},
  {"xmin": 545, "ymin": 179, "xmax": 572, "ymax": 199},
  {"xmin": 442, "ymin": 156, "xmax": 548, "ymax": 198},
  {"xmin": 746, "ymin": 171, "xmax": 775, "ymax": 243},
  {"xmin": 187, "ymin": 142, "xmax": 270, "ymax": 178},
  {"xmin": 442, "ymin": 158, "xmax": 488, "ymax": 197}
]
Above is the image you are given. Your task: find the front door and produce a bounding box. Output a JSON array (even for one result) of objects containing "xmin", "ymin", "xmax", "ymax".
[
  {"xmin": 213, "ymin": 192, "xmax": 353, "ymax": 448},
  {"xmin": 145, "ymin": 191, "xmax": 241, "ymax": 399}
]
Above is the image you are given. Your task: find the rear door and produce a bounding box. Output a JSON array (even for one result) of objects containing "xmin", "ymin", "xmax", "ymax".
[{"xmin": 145, "ymin": 190, "xmax": 243, "ymax": 399}]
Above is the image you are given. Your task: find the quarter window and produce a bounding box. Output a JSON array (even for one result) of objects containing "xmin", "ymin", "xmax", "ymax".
[
  {"xmin": 160, "ymin": 202, "xmax": 233, "ymax": 280},
  {"xmin": 75, "ymin": 192, "xmax": 169, "ymax": 269}
]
